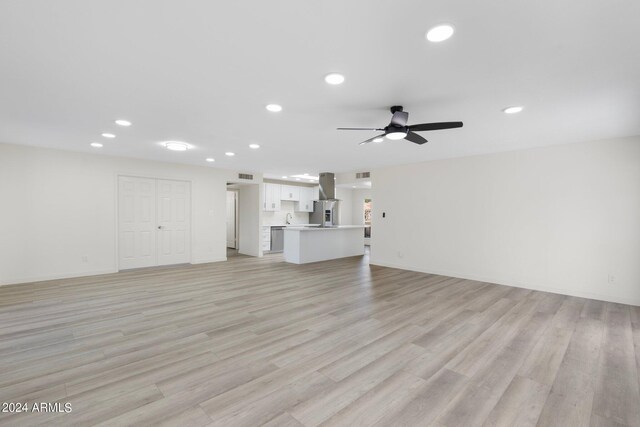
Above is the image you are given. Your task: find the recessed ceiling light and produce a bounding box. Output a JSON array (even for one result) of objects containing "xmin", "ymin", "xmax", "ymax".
[
  {"xmin": 295, "ymin": 178, "xmax": 301, "ymax": 181},
  {"xmin": 249, "ymin": 144, "xmax": 260, "ymax": 149},
  {"xmin": 206, "ymin": 158, "xmax": 215, "ymax": 162},
  {"xmin": 282, "ymin": 176, "xmax": 288, "ymax": 179},
  {"xmin": 90, "ymin": 142, "xmax": 103, "ymax": 148},
  {"xmin": 386, "ymin": 131, "xmax": 407, "ymax": 140},
  {"xmin": 373, "ymin": 137, "xmax": 384, "ymax": 143},
  {"xmin": 266, "ymin": 104, "xmax": 282, "ymax": 112},
  {"xmin": 503, "ymin": 106, "xmax": 524, "ymax": 114},
  {"xmin": 352, "ymin": 186, "xmax": 356, "ymax": 188},
  {"xmin": 324, "ymin": 73, "xmax": 345, "ymax": 85},
  {"xmin": 114, "ymin": 119, "xmax": 131, "ymax": 126},
  {"xmin": 101, "ymin": 133, "xmax": 116, "ymax": 138},
  {"xmin": 163, "ymin": 141, "xmax": 190, "ymax": 151},
  {"xmin": 225, "ymin": 152, "xmax": 235, "ymax": 156},
  {"xmin": 426, "ymin": 24, "xmax": 455, "ymax": 42}
]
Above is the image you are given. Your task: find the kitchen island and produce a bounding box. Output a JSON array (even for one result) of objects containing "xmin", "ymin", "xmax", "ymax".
[{"xmin": 283, "ymin": 225, "xmax": 366, "ymax": 264}]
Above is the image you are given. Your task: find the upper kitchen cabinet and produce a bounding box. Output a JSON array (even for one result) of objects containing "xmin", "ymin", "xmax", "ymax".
[
  {"xmin": 280, "ymin": 185, "xmax": 300, "ymax": 201},
  {"xmin": 296, "ymin": 186, "xmax": 319, "ymax": 212},
  {"xmin": 263, "ymin": 183, "xmax": 281, "ymax": 211}
]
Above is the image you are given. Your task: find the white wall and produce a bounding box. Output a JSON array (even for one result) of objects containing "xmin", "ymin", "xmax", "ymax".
[
  {"xmin": 262, "ymin": 201, "xmax": 310, "ymax": 225},
  {"xmin": 0, "ymin": 143, "xmax": 260, "ymax": 285},
  {"xmin": 335, "ymin": 187, "xmax": 353, "ymax": 225},
  {"xmin": 334, "ymin": 187, "xmax": 372, "ymax": 226},
  {"xmin": 226, "ymin": 190, "xmax": 238, "ymax": 248},
  {"xmin": 371, "ymin": 136, "xmax": 640, "ymax": 306},
  {"xmin": 237, "ymin": 184, "xmax": 261, "ymax": 257},
  {"xmin": 351, "ymin": 188, "xmax": 372, "ymax": 225}
]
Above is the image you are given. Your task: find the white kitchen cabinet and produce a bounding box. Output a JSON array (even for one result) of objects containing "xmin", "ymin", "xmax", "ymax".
[
  {"xmin": 296, "ymin": 186, "xmax": 318, "ymax": 212},
  {"xmin": 263, "ymin": 183, "xmax": 281, "ymax": 211},
  {"xmin": 261, "ymin": 226, "xmax": 271, "ymax": 251},
  {"xmin": 280, "ymin": 185, "xmax": 300, "ymax": 201}
]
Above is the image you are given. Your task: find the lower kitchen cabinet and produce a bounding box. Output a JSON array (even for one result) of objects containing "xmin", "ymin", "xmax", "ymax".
[{"xmin": 261, "ymin": 226, "xmax": 271, "ymax": 251}]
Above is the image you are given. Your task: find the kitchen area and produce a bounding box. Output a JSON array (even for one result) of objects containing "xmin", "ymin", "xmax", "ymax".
[
  {"xmin": 261, "ymin": 179, "xmax": 321, "ymax": 253},
  {"xmin": 261, "ymin": 173, "xmax": 367, "ymax": 264}
]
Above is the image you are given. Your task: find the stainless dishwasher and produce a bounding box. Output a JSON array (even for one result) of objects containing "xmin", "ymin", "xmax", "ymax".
[{"xmin": 270, "ymin": 226, "xmax": 284, "ymax": 252}]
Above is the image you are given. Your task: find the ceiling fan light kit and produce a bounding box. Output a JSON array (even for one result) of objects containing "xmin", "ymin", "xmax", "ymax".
[{"xmin": 386, "ymin": 130, "xmax": 407, "ymax": 140}]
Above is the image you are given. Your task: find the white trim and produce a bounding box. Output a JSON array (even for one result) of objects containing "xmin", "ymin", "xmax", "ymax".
[
  {"xmin": 0, "ymin": 269, "xmax": 118, "ymax": 287},
  {"xmin": 192, "ymin": 257, "xmax": 227, "ymax": 265},
  {"xmin": 1, "ymin": 257, "xmax": 228, "ymax": 286},
  {"xmin": 369, "ymin": 260, "xmax": 640, "ymax": 307}
]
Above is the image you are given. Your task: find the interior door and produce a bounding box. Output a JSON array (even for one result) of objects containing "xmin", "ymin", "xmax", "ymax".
[
  {"xmin": 156, "ymin": 179, "xmax": 191, "ymax": 265},
  {"xmin": 226, "ymin": 191, "xmax": 236, "ymax": 248},
  {"xmin": 118, "ymin": 176, "xmax": 157, "ymax": 269}
]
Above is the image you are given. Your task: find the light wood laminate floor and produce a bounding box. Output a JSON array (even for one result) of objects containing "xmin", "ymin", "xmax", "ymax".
[{"xmin": 1, "ymin": 252, "xmax": 639, "ymax": 427}]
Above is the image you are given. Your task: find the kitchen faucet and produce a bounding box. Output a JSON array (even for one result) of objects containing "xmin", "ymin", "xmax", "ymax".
[{"xmin": 285, "ymin": 213, "xmax": 292, "ymax": 225}]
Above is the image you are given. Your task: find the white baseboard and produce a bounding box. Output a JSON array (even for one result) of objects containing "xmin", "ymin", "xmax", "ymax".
[
  {"xmin": 0, "ymin": 269, "xmax": 118, "ymax": 287},
  {"xmin": 369, "ymin": 260, "xmax": 640, "ymax": 307},
  {"xmin": 191, "ymin": 257, "xmax": 227, "ymax": 265},
  {"xmin": 0, "ymin": 256, "xmax": 233, "ymax": 287}
]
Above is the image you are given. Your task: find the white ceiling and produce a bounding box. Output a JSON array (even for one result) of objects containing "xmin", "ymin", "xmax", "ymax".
[{"xmin": 1, "ymin": 0, "xmax": 639, "ymax": 177}]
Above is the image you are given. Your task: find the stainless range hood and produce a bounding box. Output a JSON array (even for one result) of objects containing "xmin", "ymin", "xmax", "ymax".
[
  {"xmin": 318, "ymin": 172, "xmax": 338, "ymax": 201},
  {"xmin": 312, "ymin": 172, "xmax": 340, "ymax": 227}
]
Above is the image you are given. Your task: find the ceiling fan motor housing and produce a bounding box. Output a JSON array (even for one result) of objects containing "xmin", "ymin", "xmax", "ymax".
[{"xmin": 385, "ymin": 125, "xmax": 408, "ymax": 133}]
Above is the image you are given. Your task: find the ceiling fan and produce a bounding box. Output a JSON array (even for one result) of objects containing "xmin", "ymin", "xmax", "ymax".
[{"xmin": 338, "ymin": 106, "xmax": 463, "ymax": 145}]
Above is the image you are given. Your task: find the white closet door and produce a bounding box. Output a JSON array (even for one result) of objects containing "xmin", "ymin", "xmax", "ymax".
[
  {"xmin": 156, "ymin": 179, "xmax": 191, "ymax": 265},
  {"xmin": 118, "ymin": 176, "xmax": 157, "ymax": 269}
]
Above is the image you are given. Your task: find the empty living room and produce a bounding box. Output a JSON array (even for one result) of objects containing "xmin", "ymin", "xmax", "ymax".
[{"xmin": 1, "ymin": 1, "xmax": 639, "ymax": 426}]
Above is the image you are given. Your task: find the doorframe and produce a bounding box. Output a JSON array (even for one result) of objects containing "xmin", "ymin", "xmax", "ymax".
[
  {"xmin": 115, "ymin": 174, "xmax": 193, "ymax": 271},
  {"xmin": 225, "ymin": 181, "xmax": 262, "ymax": 258},
  {"xmin": 226, "ymin": 189, "xmax": 239, "ymax": 249}
]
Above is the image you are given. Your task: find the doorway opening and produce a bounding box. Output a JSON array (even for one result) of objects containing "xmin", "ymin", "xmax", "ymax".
[
  {"xmin": 226, "ymin": 182, "xmax": 261, "ymax": 258},
  {"xmin": 226, "ymin": 188, "xmax": 239, "ymax": 257},
  {"xmin": 364, "ymin": 198, "xmax": 371, "ymax": 246}
]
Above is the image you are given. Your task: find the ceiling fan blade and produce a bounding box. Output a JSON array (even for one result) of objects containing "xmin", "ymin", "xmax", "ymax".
[
  {"xmin": 337, "ymin": 127, "xmax": 384, "ymax": 131},
  {"xmin": 405, "ymin": 131, "xmax": 428, "ymax": 145},
  {"xmin": 408, "ymin": 121, "xmax": 463, "ymax": 132},
  {"xmin": 390, "ymin": 111, "xmax": 409, "ymax": 127},
  {"xmin": 359, "ymin": 134, "xmax": 386, "ymax": 145}
]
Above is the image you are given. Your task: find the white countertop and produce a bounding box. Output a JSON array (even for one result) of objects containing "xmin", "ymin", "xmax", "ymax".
[
  {"xmin": 284, "ymin": 225, "xmax": 366, "ymax": 231},
  {"xmin": 263, "ymin": 224, "xmax": 321, "ymax": 227}
]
